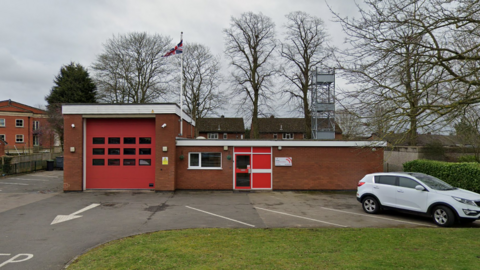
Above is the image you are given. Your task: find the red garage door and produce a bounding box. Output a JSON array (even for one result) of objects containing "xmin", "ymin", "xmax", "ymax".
[{"xmin": 86, "ymin": 118, "xmax": 155, "ymax": 189}]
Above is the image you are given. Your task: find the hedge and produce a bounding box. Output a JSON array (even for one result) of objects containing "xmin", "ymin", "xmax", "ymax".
[{"xmin": 403, "ymin": 159, "xmax": 480, "ymax": 193}]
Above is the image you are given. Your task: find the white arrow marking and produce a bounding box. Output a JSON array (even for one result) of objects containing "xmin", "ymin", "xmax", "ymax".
[{"xmin": 51, "ymin": 203, "xmax": 100, "ymax": 225}]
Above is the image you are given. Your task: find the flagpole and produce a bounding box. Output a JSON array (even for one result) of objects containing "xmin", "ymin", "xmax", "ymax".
[{"xmin": 180, "ymin": 31, "xmax": 184, "ymax": 136}]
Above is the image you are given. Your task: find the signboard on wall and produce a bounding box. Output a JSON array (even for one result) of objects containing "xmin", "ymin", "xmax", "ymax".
[{"xmin": 275, "ymin": 157, "xmax": 292, "ymax": 167}]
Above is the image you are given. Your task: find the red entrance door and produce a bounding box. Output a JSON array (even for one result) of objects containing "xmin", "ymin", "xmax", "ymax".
[
  {"xmin": 86, "ymin": 118, "xmax": 155, "ymax": 189},
  {"xmin": 235, "ymin": 154, "xmax": 251, "ymax": 189},
  {"xmin": 234, "ymin": 147, "xmax": 272, "ymax": 190}
]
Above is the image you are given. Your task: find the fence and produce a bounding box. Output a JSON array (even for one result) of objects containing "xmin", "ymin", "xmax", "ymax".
[
  {"xmin": 5, "ymin": 146, "xmax": 62, "ymax": 155},
  {"xmin": 1, "ymin": 152, "xmax": 63, "ymax": 175}
]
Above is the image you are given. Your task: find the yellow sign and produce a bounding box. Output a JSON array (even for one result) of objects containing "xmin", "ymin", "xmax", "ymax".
[{"xmin": 162, "ymin": 157, "xmax": 168, "ymax": 165}]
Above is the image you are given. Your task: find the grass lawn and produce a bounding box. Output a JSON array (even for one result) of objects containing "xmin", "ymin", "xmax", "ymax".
[{"xmin": 68, "ymin": 228, "xmax": 480, "ymax": 270}]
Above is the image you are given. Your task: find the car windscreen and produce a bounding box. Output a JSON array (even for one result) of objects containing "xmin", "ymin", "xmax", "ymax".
[{"xmin": 411, "ymin": 173, "xmax": 455, "ymax": 190}]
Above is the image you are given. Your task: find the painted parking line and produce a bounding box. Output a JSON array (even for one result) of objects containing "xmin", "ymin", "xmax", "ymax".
[
  {"xmin": 186, "ymin": 206, "xmax": 255, "ymax": 227},
  {"xmin": 0, "ymin": 182, "xmax": 29, "ymax": 186},
  {"xmin": 255, "ymin": 207, "xmax": 348, "ymax": 228},
  {"xmin": 321, "ymin": 207, "xmax": 435, "ymax": 227}
]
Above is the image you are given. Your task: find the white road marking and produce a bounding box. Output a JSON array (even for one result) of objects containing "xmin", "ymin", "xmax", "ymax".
[
  {"xmin": 0, "ymin": 182, "xmax": 29, "ymax": 186},
  {"xmin": 321, "ymin": 207, "xmax": 435, "ymax": 227},
  {"xmin": 9, "ymin": 178, "xmax": 49, "ymax": 181},
  {"xmin": 51, "ymin": 203, "xmax": 101, "ymax": 225},
  {"xmin": 0, "ymin": 254, "xmax": 34, "ymax": 268},
  {"xmin": 186, "ymin": 206, "xmax": 255, "ymax": 227},
  {"xmin": 255, "ymin": 207, "xmax": 348, "ymax": 228}
]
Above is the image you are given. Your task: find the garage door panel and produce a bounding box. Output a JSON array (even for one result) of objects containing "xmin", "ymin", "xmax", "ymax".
[{"xmin": 86, "ymin": 119, "xmax": 155, "ymax": 189}]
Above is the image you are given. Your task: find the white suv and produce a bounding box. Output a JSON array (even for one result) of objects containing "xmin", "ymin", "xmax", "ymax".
[{"xmin": 357, "ymin": 172, "xmax": 480, "ymax": 227}]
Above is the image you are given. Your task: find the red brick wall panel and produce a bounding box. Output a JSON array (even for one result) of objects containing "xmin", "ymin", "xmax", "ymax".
[
  {"xmin": 155, "ymin": 115, "xmax": 178, "ymax": 191},
  {"xmin": 63, "ymin": 115, "xmax": 83, "ymax": 191}
]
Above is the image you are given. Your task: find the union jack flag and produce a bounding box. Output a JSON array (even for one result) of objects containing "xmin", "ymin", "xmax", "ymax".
[{"xmin": 162, "ymin": 40, "xmax": 183, "ymax": 57}]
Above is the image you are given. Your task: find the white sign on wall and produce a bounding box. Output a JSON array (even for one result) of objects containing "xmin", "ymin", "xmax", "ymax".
[{"xmin": 275, "ymin": 157, "xmax": 292, "ymax": 167}]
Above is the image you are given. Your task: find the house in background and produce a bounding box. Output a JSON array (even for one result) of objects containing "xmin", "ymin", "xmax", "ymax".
[
  {"xmin": 254, "ymin": 116, "xmax": 343, "ymax": 140},
  {"xmin": 197, "ymin": 116, "xmax": 245, "ymax": 139},
  {"xmin": 0, "ymin": 99, "xmax": 56, "ymax": 152}
]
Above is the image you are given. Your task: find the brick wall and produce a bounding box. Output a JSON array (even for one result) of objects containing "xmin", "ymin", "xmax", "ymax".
[
  {"xmin": 176, "ymin": 146, "xmax": 234, "ymax": 189},
  {"xmin": 175, "ymin": 145, "xmax": 383, "ymax": 190},
  {"xmin": 63, "ymin": 115, "xmax": 84, "ymax": 191}
]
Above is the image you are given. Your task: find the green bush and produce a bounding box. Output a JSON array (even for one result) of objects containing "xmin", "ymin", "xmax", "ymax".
[
  {"xmin": 2, "ymin": 156, "xmax": 14, "ymax": 175},
  {"xmin": 457, "ymin": 155, "xmax": 479, "ymax": 163},
  {"xmin": 403, "ymin": 159, "xmax": 480, "ymax": 193}
]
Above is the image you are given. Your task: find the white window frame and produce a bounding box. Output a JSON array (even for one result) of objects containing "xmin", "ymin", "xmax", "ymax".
[
  {"xmin": 16, "ymin": 134, "xmax": 24, "ymax": 143},
  {"xmin": 33, "ymin": 121, "xmax": 40, "ymax": 130},
  {"xmin": 16, "ymin": 119, "xmax": 24, "ymax": 127},
  {"xmin": 283, "ymin": 133, "xmax": 294, "ymax": 140},
  {"xmin": 188, "ymin": 152, "xmax": 222, "ymax": 170},
  {"xmin": 208, "ymin": 133, "xmax": 218, "ymax": 139},
  {"xmin": 0, "ymin": 119, "xmax": 5, "ymax": 127},
  {"xmin": 273, "ymin": 133, "xmax": 278, "ymax": 139},
  {"xmin": 223, "ymin": 133, "xmax": 227, "ymax": 139},
  {"xmin": 33, "ymin": 135, "xmax": 39, "ymax": 146}
]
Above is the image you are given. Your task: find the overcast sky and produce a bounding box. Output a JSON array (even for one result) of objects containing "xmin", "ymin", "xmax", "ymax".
[{"xmin": 0, "ymin": 0, "xmax": 360, "ymax": 115}]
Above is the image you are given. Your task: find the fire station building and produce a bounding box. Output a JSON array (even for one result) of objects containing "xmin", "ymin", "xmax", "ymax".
[{"xmin": 62, "ymin": 104, "xmax": 385, "ymax": 192}]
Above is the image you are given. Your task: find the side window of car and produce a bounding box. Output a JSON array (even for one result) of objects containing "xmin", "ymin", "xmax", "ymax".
[
  {"xmin": 398, "ymin": 177, "xmax": 421, "ymax": 189},
  {"xmin": 375, "ymin": 176, "xmax": 397, "ymax": 186}
]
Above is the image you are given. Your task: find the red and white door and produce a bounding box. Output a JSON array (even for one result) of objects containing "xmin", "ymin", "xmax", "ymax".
[
  {"xmin": 234, "ymin": 147, "xmax": 272, "ymax": 190},
  {"xmin": 85, "ymin": 118, "xmax": 155, "ymax": 189}
]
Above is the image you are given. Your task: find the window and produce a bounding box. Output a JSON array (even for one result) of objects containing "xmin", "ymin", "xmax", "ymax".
[
  {"xmin": 108, "ymin": 159, "xmax": 120, "ymax": 166},
  {"xmin": 93, "ymin": 159, "xmax": 105, "ymax": 166},
  {"xmin": 93, "ymin": 148, "xmax": 105, "ymax": 155},
  {"xmin": 108, "ymin": 137, "xmax": 120, "ymax": 144},
  {"xmin": 33, "ymin": 135, "xmax": 39, "ymax": 146},
  {"xmin": 0, "ymin": 119, "xmax": 5, "ymax": 127},
  {"xmin": 0, "ymin": 134, "xmax": 5, "ymax": 141},
  {"xmin": 189, "ymin": 152, "xmax": 222, "ymax": 169},
  {"xmin": 139, "ymin": 148, "xmax": 151, "ymax": 155},
  {"xmin": 93, "ymin": 138, "xmax": 105, "ymax": 144},
  {"xmin": 273, "ymin": 134, "xmax": 278, "ymax": 139},
  {"xmin": 208, "ymin": 133, "xmax": 218, "ymax": 139},
  {"xmin": 282, "ymin": 133, "xmax": 293, "ymax": 140},
  {"xmin": 139, "ymin": 159, "xmax": 151, "ymax": 166},
  {"xmin": 16, "ymin": 134, "xmax": 24, "ymax": 143},
  {"xmin": 123, "ymin": 148, "xmax": 136, "ymax": 155},
  {"xmin": 124, "ymin": 137, "xmax": 136, "ymax": 144},
  {"xmin": 223, "ymin": 133, "xmax": 227, "ymax": 139},
  {"xmin": 33, "ymin": 121, "xmax": 40, "ymax": 130},
  {"xmin": 375, "ymin": 175, "xmax": 396, "ymax": 186},
  {"xmin": 398, "ymin": 177, "xmax": 421, "ymax": 189},
  {"xmin": 16, "ymin": 119, "xmax": 24, "ymax": 127},
  {"xmin": 123, "ymin": 159, "xmax": 136, "ymax": 166},
  {"xmin": 139, "ymin": 137, "xmax": 151, "ymax": 144},
  {"xmin": 108, "ymin": 148, "xmax": 120, "ymax": 155}
]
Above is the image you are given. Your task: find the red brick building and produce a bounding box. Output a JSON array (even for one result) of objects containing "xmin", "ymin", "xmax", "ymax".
[
  {"xmin": 62, "ymin": 104, "xmax": 385, "ymax": 192},
  {"xmin": 254, "ymin": 117, "xmax": 343, "ymax": 140},
  {"xmin": 0, "ymin": 100, "xmax": 55, "ymax": 152},
  {"xmin": 197, "ymin": 116, "xmax": 245, "ymax": 139}
]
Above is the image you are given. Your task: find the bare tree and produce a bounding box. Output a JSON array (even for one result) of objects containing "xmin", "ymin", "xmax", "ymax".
[
  {"xmin": 92, "ymin": 32, "xmax": 172, "ymax": 103},
  {"xmin": 455, "ymin": 107, "xmax": 480, "ymax": 161},
  {"xmin": 331, "ymin": 0, "xmax": 478, "ymax": 145},
  {"xmin": 224, "ymin": 12, "xmax": 277, "ymax": 139},
  {"xmin": 280, "ymin": 11, "xmax": 332, "ymax": 139},
  {"xmin": 170, "ymin": 43, "xmax": 226, "ymax": 135},
  {"xmin": 335, "ymin": 109, "xmax": 365, "ymax": 140}
]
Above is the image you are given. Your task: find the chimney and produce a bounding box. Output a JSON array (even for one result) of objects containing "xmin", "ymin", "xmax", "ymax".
[
  {"xmin": 270, "ymin": 115, "xmax": 274, "ymax": 118},
  {"xmin": 221, "ymin": 115, "xmax": 225, "ymax": 118}
]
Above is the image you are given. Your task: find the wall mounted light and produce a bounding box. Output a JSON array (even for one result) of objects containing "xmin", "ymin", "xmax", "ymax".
[
  {"xmin": 162, "ymin": 123, "xmax": 167, "ymax": 128},
  {"xmin": 278, "ymin": 146, "xmax": 282, "ymax": 150},
  {"xmin": 71, "ymin": 124, "xmax": 75, "ymax": 128},
  {"xmin": 372, "ymin": 148, "xmax": 376, "ymax": 152},
  {"xmin": 223, "ymin": 146, "xmax": 228, "ymax": 151}
]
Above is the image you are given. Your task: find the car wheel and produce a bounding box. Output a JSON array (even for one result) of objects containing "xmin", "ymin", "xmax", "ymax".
[
  {"xmin": 433, "ymin": 206, "xmax": 455, "ymax": 227},
  {"xmin": 362, "ymin": 196, "xmax": 380, "ymax": 214}
]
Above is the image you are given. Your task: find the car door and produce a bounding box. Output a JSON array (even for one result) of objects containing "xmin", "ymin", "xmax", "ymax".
[
  {"xmin": 373, "ymin": 175, "xmax": 398, "ymax": 207},
  {"xmin": 395, "ymin": 177, "xmax": 428, "ymax": 212}
]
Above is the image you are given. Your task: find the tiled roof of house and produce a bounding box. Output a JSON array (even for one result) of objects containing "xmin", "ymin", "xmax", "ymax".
[
  {"xmin": 0, "ymin": 99, "xmax": 46, "ymax": 114},
  {"xmin": 197, "ymin": 117, "xmax": 245, "ymax": 133},
  {"xmin": 257, "ymin": 117, "xmax": 342, "ymax": 134}
]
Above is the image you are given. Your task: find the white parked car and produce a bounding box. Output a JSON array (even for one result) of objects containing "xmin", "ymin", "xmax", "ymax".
[{"xmin": 357, "ymin": 172, "xmax": 480, "ymax": 227}]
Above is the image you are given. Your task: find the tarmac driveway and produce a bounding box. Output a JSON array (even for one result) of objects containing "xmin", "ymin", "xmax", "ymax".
[{"xmin": 0, "ymin": 171, "xmax": 478, "ymax": 269}]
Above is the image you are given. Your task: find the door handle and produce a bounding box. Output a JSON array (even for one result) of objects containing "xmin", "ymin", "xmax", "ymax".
[
  {"xmin": 248, "ymin": 169, "xmax": 251, "ymax": 174},
  {"xmin": 397, "ymin": 190, "xmax": 404, "ymax": 193}
]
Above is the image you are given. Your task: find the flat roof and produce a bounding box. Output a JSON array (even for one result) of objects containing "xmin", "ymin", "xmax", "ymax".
[
  {"xmin": 62, "ymin": 103, "xmax": 195, "ymax": 124},
  {"xmin": 176, "ymin": 139, "xmax": 387, "ymax": 148}
]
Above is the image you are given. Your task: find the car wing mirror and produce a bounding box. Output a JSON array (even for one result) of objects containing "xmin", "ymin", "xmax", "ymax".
[{"xmin": 415, "ymin": 185, "xmax": 425, "ymax": 191}]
